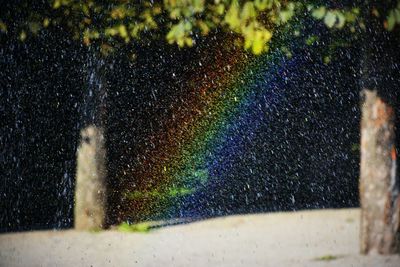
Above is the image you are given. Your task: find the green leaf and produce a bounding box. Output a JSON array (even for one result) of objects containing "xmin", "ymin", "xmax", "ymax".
[
  {"xmin": 177, "ymin": 38, "xmax": 185, "ymax": 47},
  {"xmin": 254, "ymin": 0, "xmax": 270, "ymax": 11},
  {"xmin": 305, "ymin": 35, "xmax": 318, "ymax": 45},
  {"xmin": 118, "ymin": 25, "xmax": 128, "ymax": 39},
  {"xmin": 394, "ymin": 8, "xmax": 400, "ymax": 23},
  {"xmin": 387, "ymin": 10, "xmax": 396, "ymax": 31},
  {"xmin": 280, "ymin": 10, "xmax": 294, "ymax": 23},
  {"xmin": 184, "ymin": 21, "xmax": 192, "ymax": 31},
  {"xmin": 0, "ymin": 21, "xmax": 7, "ymax": 33},
  {"xmin": 197, "ymin": 21, "xmax": 210, "ymax": 35},
  {"xmin": 118, "ymin": 222, "xmax": 151, "ymax": 233},
  {"xmin": 244, "ymin": 34, "xmax": 253, "ymax": 50},
  {"xmin": 324, "ymin": 11, "xmax": 336, "ymax": 28},
  {"xmin": 170, "ymin": 8, "xmax": 181, "ymax": 19},
  {"xmin": 167, "ymin": 22, "xmax": 186, "ymax": 45},
  {"xmin": 215, "ymin": 4, "xmax": 225, "ymax": 15},
  {"xmin": 241, "ymin": 2, "xmax": 256, "ymax": 21},
  {"xmin": 192, "ymin": 0, "xmax": 204, "ymax": 13},
  {"xmin": 252, "ymin": 32, "xmax": 264, "ymax": 55},
  {"xmin": 314, "ymin": 255, "xmax": 341, "ymax": 261},
  {"xmin": 312, "ymin": 7, "xmax": 326, "ymax": 20},
  {"xmin": 184, "ymin": 37, "xmax": 193, "ymax": 47},
  {"xmin": 281, "ymin": 46, "xmax": 292, "ymax": 58},
  {"xmin": 43, "ymin": 18, "xmax": 50, "ymax": 28},
  {"xmin": 352, "ymin": 8, "xmax": 360, "ymax": 15},
  {"xmin": 174, "ymin": 22, "xmax": 188, "ymax": 45},
  {"xmin": 53, "ymin": 0, "xmax": 61, "ymax": 9},
  {"xmin": 225, "ymin": 1, "xmax": 240, "ymax": 30},
  {"xmin": 263, "ymin": 29, "xmax": 272, "ymax": 42},
  {"xmin": 344, "ymin": 11, "xmax": 357, "ymax": 23},
  {"xmin": 336, "ymin": 11, "xmax": 346, "ymax": 29}
]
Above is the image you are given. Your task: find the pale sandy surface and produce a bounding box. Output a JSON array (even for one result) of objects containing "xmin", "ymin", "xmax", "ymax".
[{"xmin": 1, "ymin": 208, "xmax": 399, "ymax": 267}]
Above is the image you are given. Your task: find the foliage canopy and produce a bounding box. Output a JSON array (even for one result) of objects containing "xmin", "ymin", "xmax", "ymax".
[{"xmin": 0, "ymin": 1, "xmax": 399, "ymax": 55}]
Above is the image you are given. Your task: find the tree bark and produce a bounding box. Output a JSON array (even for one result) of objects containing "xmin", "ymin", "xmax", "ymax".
[
  {"xmin": 74, "ymin": 52, "xmax": 108, "ymax": 230},
  {"xmin": 360, "ymin": 89, "xmax": 400, "ymax": 254},
  {"xmin": 74, "ymin": 126, "xmax": 107, "ymax": 230},
  {"xmin": 358, "ymin": 1, "xmax": 400, "ymax": 254}
]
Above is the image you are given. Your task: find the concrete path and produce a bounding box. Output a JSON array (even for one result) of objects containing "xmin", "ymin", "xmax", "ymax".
[{"xmin": 1, "ymin": 209, "xmax": 399, "ymax": 267}]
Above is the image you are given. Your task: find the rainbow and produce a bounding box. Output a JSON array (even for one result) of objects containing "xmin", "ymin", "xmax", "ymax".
[{"xmin": 119, "ymin": 39, "xmax": 291, "ymax": 222}]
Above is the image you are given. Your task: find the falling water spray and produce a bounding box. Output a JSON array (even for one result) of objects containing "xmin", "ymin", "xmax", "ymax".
[{"xmin": 74, "ymin": 50, "xmax": 108, "ymax": 230}]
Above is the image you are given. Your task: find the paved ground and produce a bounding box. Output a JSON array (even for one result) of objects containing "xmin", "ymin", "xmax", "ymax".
[{"xmin": 1, "ymin": 208, "xmax": 399, "ymax": 267}]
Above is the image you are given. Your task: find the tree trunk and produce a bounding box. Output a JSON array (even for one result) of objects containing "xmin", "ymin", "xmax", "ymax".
[
  {"xmin": 358, "ymin": 1, "xmax": 400, "ymax": 254},
  {"xmin": 74, "ymin": 52, "xmax": 108, "ymax": 230},
  {"xmin": 360, "ymin": 89, "xmax": 400, "ymax": 254},
  {"xmin": 75, "ymin": 126, "xmax": 107, "ymax": 230}
]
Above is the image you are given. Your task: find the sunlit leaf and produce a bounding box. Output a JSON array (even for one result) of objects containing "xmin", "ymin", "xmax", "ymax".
[
  {"xmin": 170, "ymin": 8, "xmax": 181, "ymax": 19},
  {"xmin": 324, "ymin": 11, "xmax": 336, "ymax": 28},
  {"xmin": 241, "ymin": 2, "xmax": 256, "ymax": 21},
  {"xmin": 279, "ymin": 10, "xmax": 293, "ymax": 23},
  {"xmin": 118, "ymin": 25, "xmax": 128, "ymax": 39},
  {"xmin": 185, "ymin": 37, "xmax": 193, "ymax": 47},
  {"xmin": 252, "ymin": 31, "xmax": 264, "ymax": 55},
  {"xmin": 312, "ymin": 7, "xmax": 326, "ymax": 20},
  {"xmin": 215, "ymin": 4, "xmax": 225, "ymax": 15},
  {"xmin": 225, "ymin": 1, "xmax": 240, "ymax": 30},
  {"xmin": 263, "ymin": 29, "xmax": 272, "ymax": 42},
  {"xmin": 192, "ymin": 0, "xmax": 204, "ymax": 13},
  {"xmin": 254, "ymin": 0, "xmax": 272, "ymax": 11}
]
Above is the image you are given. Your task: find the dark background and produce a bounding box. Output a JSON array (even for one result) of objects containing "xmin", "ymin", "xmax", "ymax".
[{"xmin": 0, "ymin": 26, "xmax": 362, "ymax": 232}]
